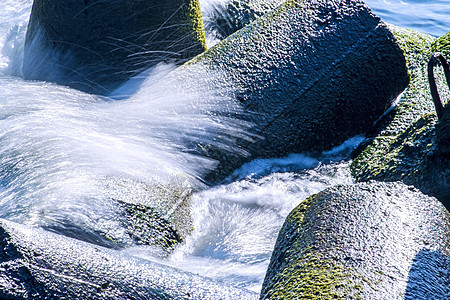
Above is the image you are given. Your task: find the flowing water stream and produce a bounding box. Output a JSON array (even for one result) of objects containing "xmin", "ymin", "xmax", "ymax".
[{"xmin": 0, "ymin": 0, "xmax": 448, "ymax": 293}]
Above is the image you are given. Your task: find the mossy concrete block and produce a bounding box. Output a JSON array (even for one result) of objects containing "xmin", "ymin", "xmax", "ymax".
[
  {"xmin": 432, "ymin": 32, "xmax": 450, "ymax": 58},
  {"xmin": 0, "ymin": 219, "xmax": 259, "ymax": 299},
  {"xmin": 175, "ymin": 0, "xmax": 408, "ymax": 181},
  {"xmin": 23, "ymin": 0, "xmax": 206, "ymax": 94},
  {"xmin": 351, "ymin": 28, "xmax": 450, "ymax": 207},
  {"xmin": 38, "ymin": 176, "xmax": 195, "ymax": 254},
  {"xmin": 204, "ymin": 0, "xmax": 285, "ymax": 39},
  {"xmin": 104, "ymin": 176, "xmax": 194, "ymax": 253},
  {"xmin": 261, "ymin": 181, "xmax": 450, "ymax": 299}
]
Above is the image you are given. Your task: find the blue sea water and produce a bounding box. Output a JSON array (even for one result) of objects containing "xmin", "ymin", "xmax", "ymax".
[{"xmin": 365, "ymin": 0, "xmax": 450, "ymax": 37}]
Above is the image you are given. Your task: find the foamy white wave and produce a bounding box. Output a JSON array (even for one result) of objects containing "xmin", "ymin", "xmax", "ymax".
[
  {"xmin": 227, "ymin": 134, "xmax": 364, "ymax": 181},
  {"xmin": 159, "ymin": 157, "xmax": 354, "ymax": 292},
  {"xmin": 0, "ymin": 0, "xmax": 254, "ymax": 245}
]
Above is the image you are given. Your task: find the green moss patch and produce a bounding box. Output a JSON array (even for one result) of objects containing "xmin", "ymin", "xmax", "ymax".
[
  {"xmin": 262, "ymin": 193, "xmax": 361, "ymax": 299},
  {"xmin": 104, "ymin": 176, "xmax": 194, "ymax": 252},
  {"xmin": 264, "ymin": 251, "xmax": 356, "ymax": 300},
  {"xmin": 186, "ymin": 0, "xmax": 207, "ymax": 50},
  {"xmin": 432, "ymin": 32, "xmax": 450, "ymax": 57}
]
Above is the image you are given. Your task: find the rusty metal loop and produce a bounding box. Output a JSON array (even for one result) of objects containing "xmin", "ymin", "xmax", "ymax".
[{"xmin": 428, "ymin": 52, "xmax": 450, "ymax": 120}]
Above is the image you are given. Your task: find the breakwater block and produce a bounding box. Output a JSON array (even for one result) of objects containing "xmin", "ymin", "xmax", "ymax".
[
  {"xmin": 171, "ymin": 0, "xmax": 409, "ymax": 181},
  {"xmin": 0, "ymin": 219, "xmax": 258, "ymax": 299},
  {"xmin": 261, "ymin": 181, "xmax": 450, "ymax": 299},
  {"xmin": 351, "ymin": 27, "xmax": 450, "ymax": 207},
  {"xmin": 23, "ymin": 0, "xmax": 207, "ymax": 94}
]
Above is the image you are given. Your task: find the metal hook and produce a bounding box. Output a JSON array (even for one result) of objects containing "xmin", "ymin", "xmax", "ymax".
[{"xmin": 428, "ymin": 52, "xmax": 450, "ymax": 120}]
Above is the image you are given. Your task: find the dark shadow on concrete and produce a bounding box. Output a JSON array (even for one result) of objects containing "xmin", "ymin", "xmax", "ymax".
[{"xmin": 405, "ymin": 248, "xmax": 450, "ymax": 299}]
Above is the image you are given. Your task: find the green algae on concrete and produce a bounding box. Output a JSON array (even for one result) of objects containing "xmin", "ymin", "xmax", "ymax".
[
  {"xmin": 175, "ymin": 0, "xmax": 409, "ymax": 182},
  {"xmin": 264, "ymin": 252, "xmax": 356, "ymax": 299},
  {"xmin": 104, "ymin": 176, "xmax": 194, "ymax": 253},
  {"xmin": 351, "ymin": 27, "xmax": 450, "ymax": 206},
  {"xmin": 186, "ymin": 0, "xmax": 208, "ymax": 50},
  {"xmin": 41, "ymin": 175, "xmax": 195, "ymax": 254},
  {"xmin": 261, "ymin": 182, "xmax": 450, "ymax": 299},
  {"xmin": 262, "ymin": 192, "xmax": 361, "ymax": 299},
  {"xmin": 23, "ymin": 0, "xmax": 207, "ymax": 95},
  {"xmin": 432, "ymin": 32, "xmax": 450, "ymax": 57}
]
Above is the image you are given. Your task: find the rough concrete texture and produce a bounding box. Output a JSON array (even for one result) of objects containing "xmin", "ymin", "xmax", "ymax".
[
  {"xmin": 351, "ymin": 28, "xmax": 450, "ymax": 208},
  {"xmin": 174, "ymin": 0, "xmax": 408, "ymax": 182},
  {"xmin": 261, "ymin": 181, "xmax": 450, "ymax": 299},
  {"xmin": 104, "ymin": 176, "xmax": 194, "ymax": 253},
  {"xmin": 23, "ymin": 0, "xmax": 206, "ymax": 94},
  {"xmin": 33, "ymin": 176, "xmax": 195, "ymax": 255},
  {"xmin": 0, "ymin": 219, "xmax": 258, "ymax": 300}
]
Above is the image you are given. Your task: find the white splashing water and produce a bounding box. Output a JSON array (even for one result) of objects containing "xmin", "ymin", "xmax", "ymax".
[
  {"xmin": 0, "ymin": 0, "xmax": 252, "ymax": 246},
  {"xmin": 1, "ymin": 0, "xmax": 443, "ymax": 294},
  {"xmin": 0, "ymin": 0, "xmax": 32, "ymax": 75},
  {"xmin": 0, "ymin": 0, "xmax": 357, "ymax": 292},
  {"xmin": 199, "ymin": 0, "xmax": 229, "ymax": 46},
  {"xmin": 122, "ymin": 137, "xmax": 362, "ymax": 292}
]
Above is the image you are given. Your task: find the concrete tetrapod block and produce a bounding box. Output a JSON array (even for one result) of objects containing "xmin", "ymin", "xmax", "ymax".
[
  {"xmin": 260, "ymin": 181, "xmax": 450, "ymax": 299},
  {"xmin": 23, "ymin": 0, "xmax": 207, "ymax": 95},
  {"xmin": 35, "ymin": 176, "xmax": 195, "ymax": 255},
  {"xmin": 0, "ymin": 219, "xmax": 258, "ymax": 299},
  {"xmin": 168, "ymin": 0, "xmax": 409, "ymax": 182},
  {"xmin": 103, "ymin": 176, "xmax": 195, "ymax": 253},
  {"xmin": 351, "ymin": 28, "xmax": 450, "ymax": 208}
]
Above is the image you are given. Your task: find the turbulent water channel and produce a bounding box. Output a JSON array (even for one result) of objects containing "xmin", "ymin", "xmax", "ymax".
[{"xmin": 0, "ymin": 0, "xmax": 447, "ymax": 293}]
